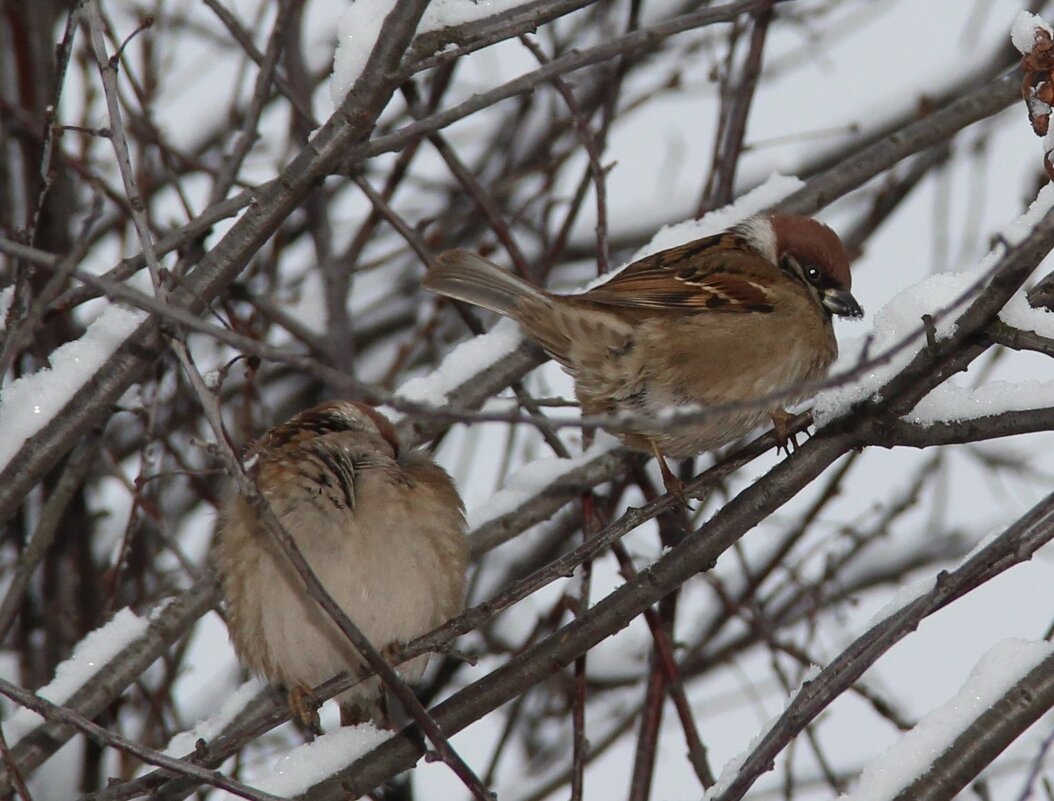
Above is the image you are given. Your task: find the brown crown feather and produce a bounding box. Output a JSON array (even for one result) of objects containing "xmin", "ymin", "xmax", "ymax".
[{"xmin": 769, "ymin": 214, "xmax": 852, "ymax": 289}]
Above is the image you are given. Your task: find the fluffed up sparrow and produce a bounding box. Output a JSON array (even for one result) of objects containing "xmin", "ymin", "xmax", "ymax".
[
  {"xmin": 213, "ymin": 401, "xmax": 468, "ymax": 730},
  {"xmin": 423, "ymin": 214, "xmax": 862, "ymax": 497}
]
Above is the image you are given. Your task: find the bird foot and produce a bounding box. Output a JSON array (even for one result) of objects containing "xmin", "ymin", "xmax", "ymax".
[
  {"xmin": 381, "ymin": 640, "xmax": 404, "ymax": 665},
  {"xmin": 770, "ymin": 408, "xmax": 799, "ymax": 456},
  {"xmin": 288, "ymin": 683, "xmax": 323, "ymax": 737},
  {"xmin": 341, "ymin": 693, "xmax": 392, "ymax": 729},
  {"xmin": 662, "ymin": 472, "xmax": 691, "ymax": 508},
  {"xmin": 652, "ymin": 447, "xmax": 693, "ymax": 510}
]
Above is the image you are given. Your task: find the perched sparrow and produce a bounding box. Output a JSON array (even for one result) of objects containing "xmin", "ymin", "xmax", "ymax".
[
  {"xmin": 423, "ymin": 214, "xmax": 862, "ymax": 496},
  {"xmin": 213, "ymin": 401, "xmax": 468, "ymax": 730}
]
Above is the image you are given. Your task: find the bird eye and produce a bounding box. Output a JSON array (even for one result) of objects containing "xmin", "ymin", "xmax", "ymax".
[{"xmin": 805, "ymin": 265, "xmax": 822, "ymax": 284}]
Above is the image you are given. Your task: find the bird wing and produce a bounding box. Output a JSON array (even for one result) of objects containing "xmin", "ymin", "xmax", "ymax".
[{"xmin": 582, "ymin": 235, "xmax": 778, "ymax": 314}]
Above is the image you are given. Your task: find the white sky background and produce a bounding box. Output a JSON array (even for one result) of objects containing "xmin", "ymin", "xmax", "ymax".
[{"xmin": 11, "ymin": 0, "xmax": 1054, "ymax": 798}]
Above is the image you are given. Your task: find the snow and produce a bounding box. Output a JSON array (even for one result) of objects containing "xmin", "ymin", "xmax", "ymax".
[
  {"xmin": 246, "ymin": 723, "xmax": 389, "ymax": 796},
  {"xmin": 814, "ymin": 182, "xmax": 1054, "ymax": 427},
  {"xmin": 909, "ymin": 377, "xmax": 1054, "ymax": 425},
  {"xmin": 629, "ymin": 174, "xmax": 805, "ymax": 263},
  {"xmin": 467, "ymin": 431, "xmax": 622, "ymax": 531},
  {"xmin": 840, "ymin": 638, "xmax": 1054, "ymax": 800},
  {"xmin": 0, "ymin": 303, "xmax": 147, "ymax": 473},
  {"xmin": 331, "ymin": 0, "xmax": 536, "ymax": 105},
  {"xmin": 1011, "ymin": 10, "xmax": 1052, "ymax": 54},
  {"xmin": 332, "ymin": 0, "xmax": 419, "ymax": 104},
  {"xmin": 812, "ymin": 271, "xmax": 981, "ymax": 425},
  {"xmin": 0, "ymin": 287, "xmax": 13, "ymax": 328},
  {"xmin": 387, "ymin": 316, "xmax": 524, "ymax": 418},
  {"xmin": 148, "ymin": 595, "xmax": 177, "ymax": 621},
  {"xmin": 162, "ymin": 679, "xmax": 265, "ymax": 758},
  {"xmin": 864, "ymin": 574, "xmax": 939, "ymax": 633},
  {"xmin": 702, "ymin": 740, "xmax": 754, "ymax": 801},
  {"xmin": 1000, "ymin": 289, "xmax": 1054, "ymax": 338},
  {"xmin": 1002, "ymin": 183, "xmax": 1054, "ymax": 245},
  {"xmin": 4, "ymin": 608, "xmax": 150, "ymax": 746}
]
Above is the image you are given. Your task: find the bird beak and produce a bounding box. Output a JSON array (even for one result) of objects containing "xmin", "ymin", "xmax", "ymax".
[{"xmin": 822, "ymin": 288, "xmax": 863, "ymax": 318}]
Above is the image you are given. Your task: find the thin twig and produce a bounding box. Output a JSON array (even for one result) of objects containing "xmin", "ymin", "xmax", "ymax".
[
  {"xmin": 84, "ymin": 0, "xmax": 167, "ymax": 292},
  {"xmin": 698, "ymin": 1, "xmax": 774, "ymax": 214},
  {"xmin": 521, "ymin": 34, "xmax": 611, "ymax": 274}
]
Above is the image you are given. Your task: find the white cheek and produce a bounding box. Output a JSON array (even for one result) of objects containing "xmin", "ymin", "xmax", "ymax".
[{"xmin": 737, "ymin": 216, "xmax": 778, "ymax": 264}]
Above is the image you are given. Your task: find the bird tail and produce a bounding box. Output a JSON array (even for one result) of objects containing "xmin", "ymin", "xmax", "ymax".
[{"xmin": 423, "ymin": 250, "xmax": 548, "ymax": 319}]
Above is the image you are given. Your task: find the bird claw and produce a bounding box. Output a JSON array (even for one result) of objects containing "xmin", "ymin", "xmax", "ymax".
[
  {"xmin": 288, "ymin": 683, "xmax": 323, "ymax": 737},
  {"xmin": 381, "ymin": 640, "xmax": 404, "ymax": 664},
  {"xmin": 775, "ymin": 433, "xmax": 799, "ymax": 456},
  {"xmin": 770, "ymin": 409, "xmax": 799, "ymax": 456},
  {"xmin": 663, "ymin": 473, "xmax": 693, "ymax": 509},
  {"xmin": 652, "ymin": 446, "xmax": 694, "ymax": 510}
]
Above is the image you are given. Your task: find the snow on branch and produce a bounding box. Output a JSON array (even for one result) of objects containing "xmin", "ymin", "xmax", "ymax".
[
  {"xmin": 0, "ymin": 304, "xmax": 146, "ymax": 474},
  {"xmin": 843, "ymin": 639, "xmax": 1054, "ymax": 801},
  {"xmin": 704, "ymin": 490, "xmax": 1054, "ymax": 801},
  {"xmin": 1012, "ymin": 11, "xmax": 1053, "ymax": 54},
  {"xmin": 246, "ymin": 724, "xmax": 390, "ymax": 797},
  {"xmin": 1000, "ymin": 286, "xmax": 1054, "ymax": 338},
  {"xmin": 815, "ymin": 182, "xmax": 1054, "ymax": 426},
  {"xmin": 1, "ymin": 576, "xmax": 219, "ymax": 785},
  {"xmin": 387, "ymin": 318, "xmax": 525, "ymax": 423},
  {"xmin": 161, "ymin": 680, "xmax": 266, "ymax": 759},
  {"xmin": 468, "ymin": 434, "xmax": 631, "ymax": 556},
  {"xmin": 3, "ymin": 608, "xmax": 149, "ymax": 747},
  {"xmin": 333, "ymin": 0, "xmax": 540, "ymax": 103}
]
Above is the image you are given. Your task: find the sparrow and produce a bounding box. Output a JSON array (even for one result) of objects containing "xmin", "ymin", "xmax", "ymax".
[
  {"xmin": 213, "ymin": 400, "xmax": 468, "ymax": 730},
  {"xmin": 423, "ymin": 214, "xmax": 862, "ymax": 498}
]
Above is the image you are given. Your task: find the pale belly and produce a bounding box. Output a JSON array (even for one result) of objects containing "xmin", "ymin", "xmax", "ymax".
[
  {"xmin": 215, "ymin": 484, "xmax": 464, "ymax": 707},
  {"xmin": 571, "ymin": 311, "xmax": 836, "ymax": 457}
]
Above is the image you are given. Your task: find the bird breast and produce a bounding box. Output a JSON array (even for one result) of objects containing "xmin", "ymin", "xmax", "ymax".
[
  {"xmin": 571, "ymin": 297, "xmax": 836, "ymax": 457},
  {"xmin": 214, "ymin": 449, "xmax": 467, "ymax": 702}
]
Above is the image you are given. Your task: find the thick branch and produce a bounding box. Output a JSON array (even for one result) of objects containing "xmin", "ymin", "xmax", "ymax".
[{"xmin": 891, "ymin": 649, "xmax": 1054, "ymax": 801}]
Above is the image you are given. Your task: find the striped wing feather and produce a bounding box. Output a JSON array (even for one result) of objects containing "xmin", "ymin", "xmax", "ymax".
[{"xmin": 582, "ymin": 235, "xmax": 776, "ymax": 313}]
